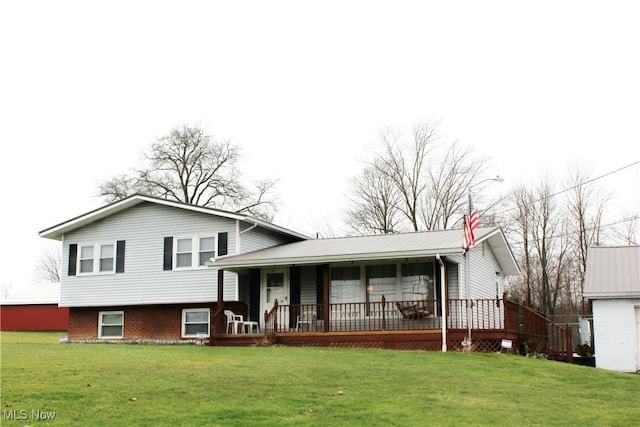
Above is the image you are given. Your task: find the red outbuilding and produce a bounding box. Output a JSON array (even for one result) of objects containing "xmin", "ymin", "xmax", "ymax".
[{"xmin": 0, "ymin": 284, "xmax": 68, "ymax": 331}]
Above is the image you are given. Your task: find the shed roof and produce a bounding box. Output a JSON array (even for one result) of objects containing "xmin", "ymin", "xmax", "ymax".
[
  {"xmin": 0, "ymin": 283, "xmax": 60, "ymax": 305},
  {"xmin": 38, "ymin": 194, "xmax": 309, "ymax": 241},
  {"xmin": 583, "ymin": 246, "xmax": 640, "ymax": 299},
  {"xmin": 211, "ymin": 227, "xmax": 520, "ymax": 275}
]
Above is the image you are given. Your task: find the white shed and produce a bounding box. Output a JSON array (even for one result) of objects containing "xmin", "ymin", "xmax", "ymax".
[{"xmin": 583, "ymin": 246, "xmax": 640, "ymax": 372}]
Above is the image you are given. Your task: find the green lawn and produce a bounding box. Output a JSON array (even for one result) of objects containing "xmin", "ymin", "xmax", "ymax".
[{"xmin": 1, "ymin": 332, "xmax": 638, "ymax": 426}]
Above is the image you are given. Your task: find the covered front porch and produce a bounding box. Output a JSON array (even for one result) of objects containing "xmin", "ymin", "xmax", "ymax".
[
  {"xmin": 207, "ymin": 229, "xmax": 571, "ymax": 360},
  {"xmin": 210, "ymin": 271, "xmax": 571, "ymax": 360}
]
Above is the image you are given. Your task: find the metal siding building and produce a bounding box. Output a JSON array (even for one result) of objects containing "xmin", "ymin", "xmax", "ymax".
[{"xmin": 584, "ymin": 246, "xmax": 640, "ymax": 372}]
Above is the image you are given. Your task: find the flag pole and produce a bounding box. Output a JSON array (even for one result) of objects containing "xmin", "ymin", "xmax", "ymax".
[
  {"xmin": 465, "ymin": 245, "xmax": 472, "ymax": 347},
  {"xmin": 462, "ymin": 192, "xmax": 478, "ymax": 349}
]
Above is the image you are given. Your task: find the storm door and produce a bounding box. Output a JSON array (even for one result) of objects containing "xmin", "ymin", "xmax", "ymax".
[{"xmin": 261, "ymin": 268, "xmax": 290, "ymax": 328}]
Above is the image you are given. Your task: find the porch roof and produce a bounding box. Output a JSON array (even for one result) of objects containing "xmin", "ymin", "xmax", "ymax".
[{"xmin": 211, "ymin": 227, "xmax": 520, "ymax": 275}]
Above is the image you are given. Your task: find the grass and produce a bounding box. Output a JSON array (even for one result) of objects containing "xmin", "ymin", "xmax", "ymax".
[{"xmin": 1, "ymin": 332, "xmax": 639, "ymax": 426}]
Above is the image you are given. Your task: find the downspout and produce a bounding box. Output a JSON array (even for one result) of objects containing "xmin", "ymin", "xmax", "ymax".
[{"xmin": 436, "ymin": 254, "xmax": 447, "ymax": 352}]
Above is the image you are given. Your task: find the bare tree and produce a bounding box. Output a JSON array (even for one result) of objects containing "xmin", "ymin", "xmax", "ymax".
[
  {"xmin": 346, "ymin": 121, "xmax": 488, "ymax": 233},
  {"xmin": 1, "ymin": 282, "xmax": 12, "ymax": 298},
  {"xmin": 422, "ymin": 143, "xmax": 488, "ymax": 230},
  {"xmin": 565, "ymin": 165, "xmax": 609, "ymax": 312},
  {"xmin": 374, "ymin": 123, "xmax": 436, "ymax": 231},
  {"xmin": 504, "ymin": 177, "xmax": 570, "ymax": 316},
  {"xmin": 98, "ymin": 124, "xmax": 278, "ymax": 220},
  {"xmin": 34, "ymin": 246, "xmax": 62, "ymax": 283},
  {"xmin": 606, "ymin": 209, "xmax": 639, "ymax": 245},
  {"xmin": 345, "ymin": 161, "xmax": 402, "ymax": 235},
  {"xmin": 508, "ymin": 185, "xmax": 534, "ymax": 306},
  {"xmin": 503, "ymin": 166, "xmax": 615, "ymax": 316}
]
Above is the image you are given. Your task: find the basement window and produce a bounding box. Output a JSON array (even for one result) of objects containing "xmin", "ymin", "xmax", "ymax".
[
  {"xmin": 98, "ymin": 311, "xmax": 124, "ymax": 339},
  {"xmin": 182, "ymin": 308, "xmax": 210, "ymax": 337}
]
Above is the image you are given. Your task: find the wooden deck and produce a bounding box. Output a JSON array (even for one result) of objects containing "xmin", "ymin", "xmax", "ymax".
[{"xmin": 211, "ymin": 297, "xmax": 572, "ymax": 362}]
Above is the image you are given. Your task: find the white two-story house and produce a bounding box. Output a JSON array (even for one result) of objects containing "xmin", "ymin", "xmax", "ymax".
[{"xmin": 39, "ymin": 194, "xmax": 306, "ymax": 342}]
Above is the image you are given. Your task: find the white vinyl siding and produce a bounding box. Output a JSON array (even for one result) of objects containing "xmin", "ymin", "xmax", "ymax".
[
  {"xmin": 60, "ymin": 203, "xmax": 239, "ymax": 307},
  {"xmin": 454, "ymin": 242, "xmax": 505, "ymax": 329},
  {"xmin": 240, "ymin": 225, "xmax": 294, "ymax": 253}
]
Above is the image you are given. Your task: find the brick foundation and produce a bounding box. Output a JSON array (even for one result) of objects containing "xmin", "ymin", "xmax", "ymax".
[{"xmin": 68, "ymin": 302, "xmax": 247, "ymax": 341}]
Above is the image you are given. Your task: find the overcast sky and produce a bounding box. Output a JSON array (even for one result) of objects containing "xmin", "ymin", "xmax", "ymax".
[{"xmin": 1, "ymin": 1, "xmax": 639, "ymax": 294}]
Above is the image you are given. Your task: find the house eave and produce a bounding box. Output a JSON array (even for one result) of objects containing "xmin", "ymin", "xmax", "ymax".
[
  {"xmin": 210, "ymin": 248, "xmax": 464, "ymax": 271},
  {"xmin": 39, "ymin": 194, "xmax": 309, "ymax": 241}
]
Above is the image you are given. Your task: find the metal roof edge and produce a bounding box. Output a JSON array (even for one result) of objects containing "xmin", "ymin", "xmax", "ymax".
[
  {"xmin": 584, "ymin": 292, "xmax": 640, "ymax": 299},
  {"xmin": 212, "ymin": 248, "xmax": 464, "ymax": 270}
]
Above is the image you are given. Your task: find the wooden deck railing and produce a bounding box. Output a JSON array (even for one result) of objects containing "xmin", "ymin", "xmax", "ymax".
[
  {"xmin": 264, "ymin": 296, "xmax": 508, "ymax": 333},
  {"xmin": 504, "ymin": 299, "xmax": 572, "ymax": 362},
  {"xmin": 259, "ymin": 295, "xmax": 572, "ymax": 361}
]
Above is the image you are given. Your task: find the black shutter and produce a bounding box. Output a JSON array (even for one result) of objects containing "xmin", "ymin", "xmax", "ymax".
[
  {"xmin": 218, "ymin": 232, "xmax": 228, "ymax": 256},
  {"xmin": 115, "ymin": 240, "xmax": 126, "ymax": 273},
  {"xmin": 163, "ymin": 237, "xmax": 173, "ymax": 270},
  {"xmin": 68, "ymin": 244, "xmax": 78, "ymax": 276}
]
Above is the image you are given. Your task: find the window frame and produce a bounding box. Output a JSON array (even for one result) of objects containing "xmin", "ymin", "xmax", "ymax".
[
  {"xmin": 77, "ymin": 242, "xmax": 116, "ymax": 275},
  {"xmin": 181, "ymin": 308, "xmax": 210, "ymax": 338},
  {"xmin": 173, "ymin": 235, "xmax": 216, "ymax": 270},
  {"xmin": 175, "ymin": 237, "xmax": 194, "ymax": 268},
  {"xmin": 98, "ymin": 311, "xmax": 124, "ymax": 339}
]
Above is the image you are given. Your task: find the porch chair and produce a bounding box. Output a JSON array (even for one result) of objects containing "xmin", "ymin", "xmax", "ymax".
[
  {"xmin": 224, "ymin": 310, "xmax": 243, "ymax": 334},
  {"xmin": 296, "ymin": 310, "xmax": 317, "ymax": 332},
  {"xmin": 395, "ymin": 301, "xmax": 430, "ymax": 319}
]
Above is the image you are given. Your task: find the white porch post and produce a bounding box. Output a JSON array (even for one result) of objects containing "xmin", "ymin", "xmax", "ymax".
[{"xmin": 436, "ymin": 254, "xmax": 447, "ymax": 352}]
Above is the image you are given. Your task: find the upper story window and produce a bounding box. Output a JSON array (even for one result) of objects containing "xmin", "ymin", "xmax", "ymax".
[
  {"xmin": 68, "ymin": 241, "xmax": 125, "ymax": 277},
  {"xmin": 79, "ymin": 243, "xmax": 115, "ymax": 274},
  {"xmin": 199, "ymin": 237, "xmax": 215, "ymax": 266},
  {"xmin": 163, "ymin": 233, "xmax": 227, "ymax": 271},
  {"xmin": 176, "ymin": 238, "xmax": 194, "ymax": 268},
  {"xmin": 174, "ymin": 236, "xmax": 215, "ymax": 269}
]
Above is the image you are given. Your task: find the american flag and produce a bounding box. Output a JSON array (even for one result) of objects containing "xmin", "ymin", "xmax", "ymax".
[{"xmin": 462, "ymin": 194, "xmax": 479, "ymax": 251}]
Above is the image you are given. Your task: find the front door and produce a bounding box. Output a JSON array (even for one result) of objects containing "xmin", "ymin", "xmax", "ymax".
[{"xmin": 262, "ymin": 268, "xmax": 289, "ymax": 328}]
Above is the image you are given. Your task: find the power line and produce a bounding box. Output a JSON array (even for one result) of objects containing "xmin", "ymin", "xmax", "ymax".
[
  {"xmin": 498, "ymin": 159, "xmax": 640, "ymax": 216},
  {"xmin": 507, "ymin": 215, "xmax": 640, "ymax": 246},
  {"xmin": 491, "ymin": 160, "xmax": 640, "ymax": 245}
]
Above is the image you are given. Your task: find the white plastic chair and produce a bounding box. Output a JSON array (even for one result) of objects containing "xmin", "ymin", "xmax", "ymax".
[
  {"xmin": 296, "ymin": 310, "xmax": 317, "ymax": 331},
  {"xmin": 224, "ymin": 310, "xmax": 243, "ymax": 334},
  {"xmin": 242, "ymin": 320, "xmax": 260, "ymax": 334}
]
